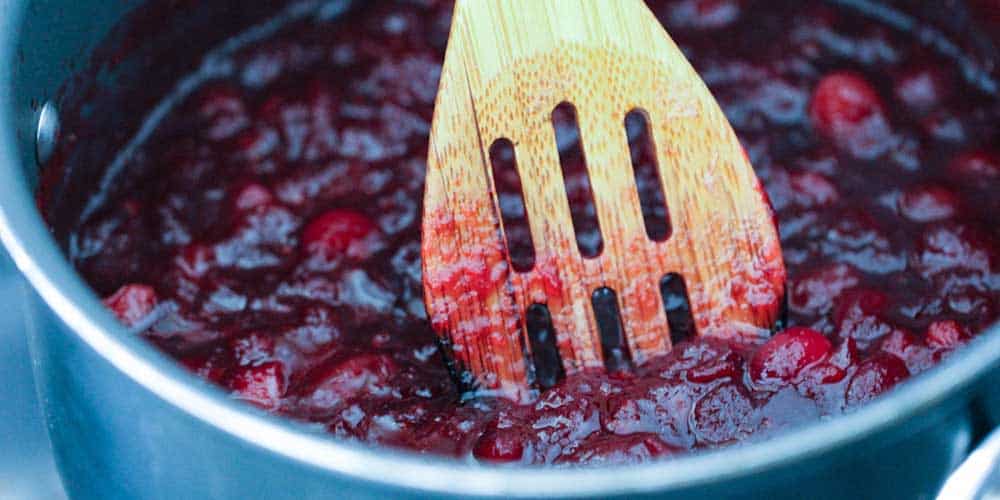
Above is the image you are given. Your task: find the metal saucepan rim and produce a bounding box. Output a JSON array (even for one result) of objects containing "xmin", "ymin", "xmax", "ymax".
[
  {"xmin": 3, "ymin": 138, "xmax": 998, "ymax": 497},
  {"xmin": 1, "ymin": 7, "xmax": 999, "ymax": 499}
]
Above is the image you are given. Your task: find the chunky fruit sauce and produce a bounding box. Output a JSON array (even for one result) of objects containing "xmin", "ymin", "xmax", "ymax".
[{"xmin": 54, "ymin": 0, "xmax": 1000, "ymax": 465}]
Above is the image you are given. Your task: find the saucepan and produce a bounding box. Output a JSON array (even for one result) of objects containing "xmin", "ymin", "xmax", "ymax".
[{"xmin": 0, "ymin": 0, "xmax": 998, "ymax": 498}]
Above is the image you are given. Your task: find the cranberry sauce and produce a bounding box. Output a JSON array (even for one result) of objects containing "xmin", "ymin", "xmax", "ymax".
[{"xmin": 57, "ymin": 0, "xmax": 999, "ymax": 465}]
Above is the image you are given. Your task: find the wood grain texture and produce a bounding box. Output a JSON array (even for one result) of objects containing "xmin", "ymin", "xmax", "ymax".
[{"xmin": 422, "ymin": 0, "xmax": 786, "ymax": 401}]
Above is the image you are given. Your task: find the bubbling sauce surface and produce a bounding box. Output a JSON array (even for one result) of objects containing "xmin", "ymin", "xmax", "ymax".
[{"xmin": 61, "ymin": 0, "xmax": 1000, "ymax": 464}]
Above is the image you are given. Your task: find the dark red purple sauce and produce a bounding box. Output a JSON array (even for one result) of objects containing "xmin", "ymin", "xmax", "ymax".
[{"xmin": 56, "ymin": 0, "xmax": 1000, "ymax": 465}]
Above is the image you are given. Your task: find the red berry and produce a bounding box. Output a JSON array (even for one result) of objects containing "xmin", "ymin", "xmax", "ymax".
[
  {"xmin": 233, "ymin": 183, "xmax": 274, "ymax": 211},
  {"xmin": 103, "ymin": 284, "xmax": 158, "ymax": 328},
  {"xmin": 898, "ymin": 185, "xmax": 958, "ymax": 222},
  {"xmin": 920, "ymin": 111, "xmax": 966, "ymax": 143},
  {"xmin": 916, "ymin": 224, "xmax": 993, "ymax": 278},
  {"xmin": 878, "ymin": 328, "xmax": 918, "ymax": 358},
  {"xmin": 822, "ymin": 210, "xmax": 904, "ymax": 275},
  {"xmin": 301, "ymin": 209, "xmax": 379, "ymax": 259},
  {"xmin": 799, "ymin": 337, "xmax": 859, "ymax": 389},
  {"xmin": 811, "ymin": 73, "xmax": 884, "ymax": 128},
  {"xmin": 297, "ymin": 354, "xmax": 397, "ymax": 414},
  {"xmin": 845, "ymin": 354, "xmax": 909, "ymax": 406},
  {"xmin": 560, "ymin": 434, "xmax": 675, "ymax": 465},
  {"xmin": 833, "ymin": 289, "xmax": 900, "ymax": 348},
  {"xmin": 197, "ymin": 85, "xmax": 249, "ymax": 141},
  {"xmin": 833, "ymin": 288, "xmax": 889, "ymax": 325},
  {"xmin": 603, "ymin": 395, "xmax": 659, "ymax": 436},
  {"xmin": 750, "ymin": 327, "xmax": 832, "ymax": 386},
  {"xmin": 947, "ymin": 150, "xmax": 1000, "ymax": 181},
  {"xmin": 229, "ymin": 332, "xmax": 276, "ymax": 367},
  {"xmin": 229, "ymin": 361, "xmax": 286, "ymax": 410},
  {"xmin": 878, "ymin": 329, "xmax": 934, "ymax": 374},
  {"xmin": 473, "ymin": 425, "xmax": 526, "ymax": 463},
  {"xmin": 668, "ymin": 0, "xmax": 743, "ymax": 30},
  {"xmin": 692, "ymin": 383, "xmax": 754, "ymax": 444},
  {"xmin": 789, "ymin": 263, "xmax": 861, "ymax": 316},
  {"xmin": 797, "ymin": 362, "xmax": 844, "ymax": 390},
  {"xmin": 925, "ymin": 320, "xmax": 970, "ymax": 350},
  {"xmin": 828, "ymin": 337, "xmax": 859, "ymax": 371},
  {"xmin": 893, "ymin": 66, "xmax": 950, "ymax": 115},
  {"xmin": 174, "ymin": 244, "xmax": 215, "ymax": 279},
  {"xmin": 789, "ymin": 171, "xmax": 839, "ymax": 208},
  {"xmin": 354, "ymin": 52, "xmax": 440, "ymax": 108},
  {"xmin": 259, "ymin": 81, "xmax": 341, "ymax": 163},
  {"xmin": 231, "ymin": 126, "xmax": 279, "ymax": 162},
  {"xmin": 809, "ymin": 72, "xmax": 891, "ymax": 159}
]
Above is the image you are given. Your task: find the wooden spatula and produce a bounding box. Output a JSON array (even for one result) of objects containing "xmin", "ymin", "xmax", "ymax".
[{"xmin": 422, "ymin": 0, "xmax": 785, "ymax": 401}]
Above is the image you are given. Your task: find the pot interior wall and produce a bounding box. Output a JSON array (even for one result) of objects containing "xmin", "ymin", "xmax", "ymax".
[{"xmin": 27, "ymin": 0, "xmax": 345, "ymax": 243}]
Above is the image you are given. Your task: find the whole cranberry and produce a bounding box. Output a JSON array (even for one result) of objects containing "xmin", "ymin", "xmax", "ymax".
[
  {"xmin": 603, "ymin": 394, "xmax": 661, "ymax": 437},
  {"xmin": 231, "ymin": 126, "xmax": 280, "ymax": 163},
  {"xmin": 233, "ymin": 183, "xmax": 275, "ymax": 212},
  {"xmin": 692, "ymin": 383, "xmax": 754, "ymax": 444},
  {"xmin": 833, "ymin": 288, "xmax": 889, "ymax": 325},
  {"xmin": 925, "ymin": 320, "xmax": 970, "ymax": 350},
  {"xmin": 834, "ymin": 289, "xmax": 901, "ymax": 348},
  {"xmin": 789, "ymin": 263, "xmax": 861, "ymax": 316},
  {"xmin": 103, "ymin": 284, "xmax": 158, "ymax": 328},
  {"xmin": 473, "ymin": 425, "xmax": 526, "ymax": 463},
  {"xmin": 809, "ymin": 72, "xmax": 892, "ymax": 159},
  {"xmin": 196, "ymin": 85, "xmax": 249, "ymax": 141},
  {"xmin": 750, "ymin": 327, "xmax": 832, "ymax": 386},
  {"xmin": 878, "ymin": 328, "xmax": 919, "ymax": 358},
  {"xmin": 893, "ymin": 65, "xmax": 951, "ymax": 115},
  {"xmin": 173, "ymin": 244, "xmax": 215, "ymax": 280},
  {"xmin": 920, "ymin": 111, "xmax": 967, "ymax": 143},
  {"xmin": 946, "ymin": 289, "xmax": 993, "ymax": 318},
  {"xmin": 827, "ymin": 337, "xmax": 859, "ymax": 371},
  {"xmin": 898, "ymin": 185, "xmax": 958, "ymax": 223},
  {"xmin": 799, "ymin": 337, "xmax": 859, "ymax": 389},
  {"xmin": 845, "ymin": 354, "xmax": 909, "ymax": 406},
  {"xmin": 947, "ymin": 150, "xmax": 1000, "ymax": 182},
  {"xmin": 229, "ymin": 361, "xmax": 286, "ymax": 410},
  {"xmin": 560, "ymin": 434, "xmax": 675, "ymax": 465},
  {"xmin": 229, "ymin": 332, "xmax": 276, "ymax": 367},
  {"xmin": 301, "ymin": 209, "xmax": 380, "ymax": 260},
  {"xmin": 668, "ymin": 0, "xmax": 743, "ymax": 30},
  {"xmin": 789, "ymin": 171, "xmax": 839, "ymax": 208},
  {"xmin": 821, "ymin": 210, "xmax": 904, "ymax": 275},
  {"xmin": 296, "ymin": 354, "xmax": 397, "ymax": 414},
  {"xmin": 877, "ymin": 329, "xmax": 935, "ymax": 373},
  {"xmin": 915, "ymin": 224, "xmax": 993, "ymax": 278}
]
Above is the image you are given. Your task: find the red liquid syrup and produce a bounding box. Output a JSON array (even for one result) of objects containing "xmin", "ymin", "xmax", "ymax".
[{"xmin": 51, "ymin": 0, "xmax": 1000, "ymax": 465}]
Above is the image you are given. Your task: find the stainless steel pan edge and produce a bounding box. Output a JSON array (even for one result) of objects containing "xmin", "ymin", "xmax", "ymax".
[{"xmin": 1, "ymin": 1, "xmax": 998, "ymax": 498}]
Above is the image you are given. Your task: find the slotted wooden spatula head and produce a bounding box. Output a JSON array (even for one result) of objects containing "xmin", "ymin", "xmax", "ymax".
[{"xmin": 422, "ymin": 0, "xmax": 785, "ymax": 401}]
